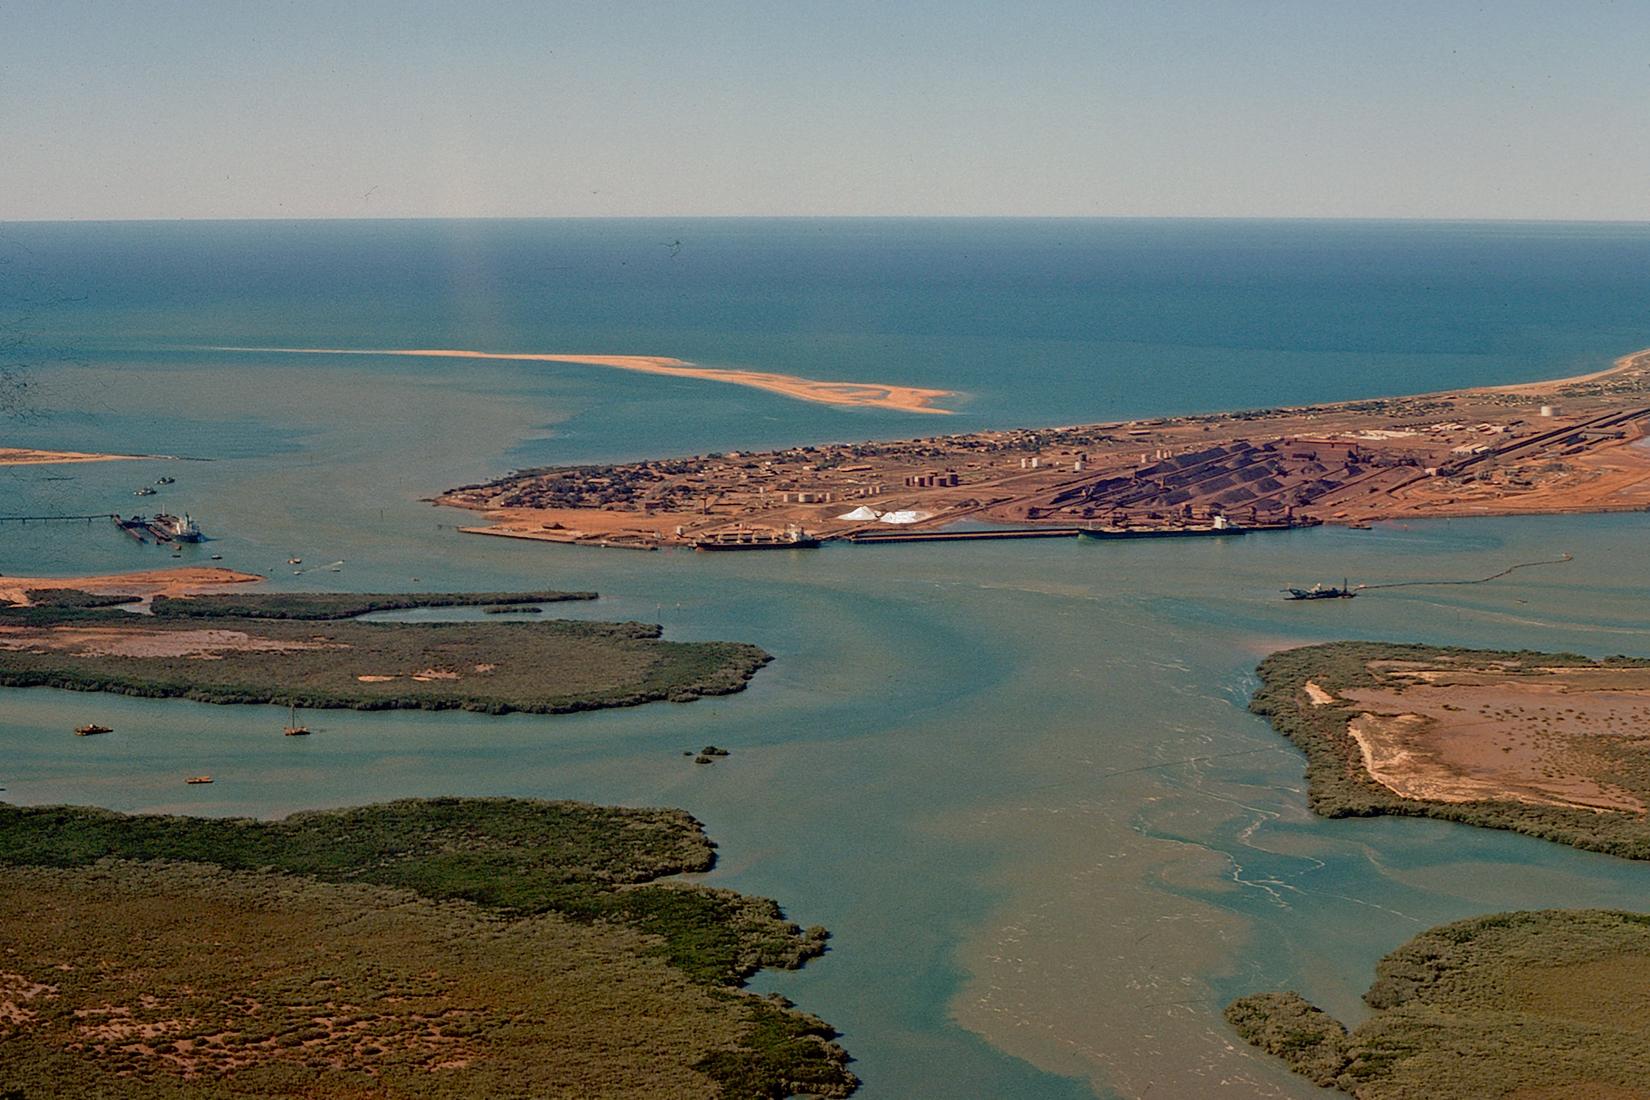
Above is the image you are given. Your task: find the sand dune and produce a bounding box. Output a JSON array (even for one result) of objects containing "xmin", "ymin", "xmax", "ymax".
[{"xmin": 212, "ymin": 346, "xmax": 957, "ymax": 414}]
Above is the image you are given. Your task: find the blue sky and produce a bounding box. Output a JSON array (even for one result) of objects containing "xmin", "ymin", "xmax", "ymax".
[{"xmin": 3, "ymin": 1, "xmax": 1647, "ymax": 219}]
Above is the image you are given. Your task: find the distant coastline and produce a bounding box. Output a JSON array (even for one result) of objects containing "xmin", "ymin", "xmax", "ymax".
[{"xmin": 436, "ymin": 347, "xmax": 1650, "ymax": 551}]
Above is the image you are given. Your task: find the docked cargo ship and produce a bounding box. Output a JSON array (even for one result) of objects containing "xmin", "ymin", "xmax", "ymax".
[
  {"xmin": 695, "ymin": 526, "xmax": 821, "ymax": 551},
  {"xmin": 153, "ymin": 513, "xmax": 204, "ymax": 542},
  {"xmin": 1078, "ymin": 522, "xmax": 1246, "ymax": 540}
]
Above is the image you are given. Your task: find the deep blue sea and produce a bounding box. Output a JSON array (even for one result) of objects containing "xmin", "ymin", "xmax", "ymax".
[
  {"xmin": 3, "ymin": 219, "xmax": 1650, "ymax": 1098},
  {"xmin": 7, "ymin": 218, "xmax": 1650, "ymax": 462}
]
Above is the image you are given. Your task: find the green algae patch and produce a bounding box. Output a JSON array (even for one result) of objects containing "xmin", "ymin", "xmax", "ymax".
[
  {"xmin": 0, "ymin": 798, "xmax": 855, "ymax": 1098},
  {"xmin": 1228, "ymin": 909, "xmax": 1650, "ymax": 1099},
  {"xmin": 1251, "ymin": 641, "xmax": 1650, "ymax": 860},
  {"xmin": 0, "ymin": 592, "xmax": 769, "ymax": 715}
]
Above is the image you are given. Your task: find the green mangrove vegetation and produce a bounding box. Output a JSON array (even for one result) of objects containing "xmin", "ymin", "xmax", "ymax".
[
  {"xmin": 0, "ymin": 798, "xmax": 854, "ymax": 1098},
  {"xmin": 1251, "ymin": 641, "xmax": 1650, "ymax": 860},
  {"xmin": 0, "ymin": 591, "xmax": 769, "ymax": 714},
  {"xmin": 16, "ymin": 588, "xmax": 144, "ymax": 610},
  {"xmin": 148, "ymin": 590, "xmax": 595, "ymax": 619},
  {"xmin": 1227, "ymin": 909, "xmax": 1650, "ymax": 1099}
]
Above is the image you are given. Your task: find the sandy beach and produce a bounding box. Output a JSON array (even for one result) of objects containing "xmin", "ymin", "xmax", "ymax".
[
  {"xmin": 0, "ymin": 567, "xmax": 263, "ymax": 608},
  {"xmin": 213, "ymin": 346, "xmax": 958, "ymax": 414},
  {"xmin": 1455, "ymin": 346, "xmax": 1650, "ymax": 397}
]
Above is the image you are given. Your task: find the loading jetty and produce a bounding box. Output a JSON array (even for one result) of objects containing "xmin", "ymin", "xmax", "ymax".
[
  {"xmin": 115, "ymin": 514, "xmax": 204, "ymax": 544},
  {"xmin": 0, "ymin": 513, "xmax": 206, "ymax": 546},
  {"xmin": 847, "ymin": 518, "xmax": 1313, "ymax": 545},
  {"xmin": 847, "ymin": 526, "xmax": 1082, "ymax": 544},
  {"xmin": 0, "ymin": 513, "xmax": 121, "ymax": 525}
]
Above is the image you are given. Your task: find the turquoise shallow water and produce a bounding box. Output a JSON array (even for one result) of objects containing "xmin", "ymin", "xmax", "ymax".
[{"xmin": 3, "ymin": 219, "xmax": 1650, "ymax": 1097}]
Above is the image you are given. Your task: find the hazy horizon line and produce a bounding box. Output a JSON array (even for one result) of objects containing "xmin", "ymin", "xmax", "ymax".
[{"xmin": 6, "ymin": 213, "xmax": 1650, "ymax": 227}]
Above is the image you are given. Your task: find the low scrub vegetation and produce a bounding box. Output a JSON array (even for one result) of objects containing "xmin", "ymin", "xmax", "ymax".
[
  {"xmin": 149, "ymin": 590, "xmax": 595, "ymax": 619},
  {"xmin": 1228, "ymin": 909, "xmax": 1650, "ymax": 1098},
  {"xmin": 0, "ymin": 594, "xmax": 769, "ymax": 715},
  {"xmin": 0, "ymin": 798, "xmax": 855, "ymax": 1098}
]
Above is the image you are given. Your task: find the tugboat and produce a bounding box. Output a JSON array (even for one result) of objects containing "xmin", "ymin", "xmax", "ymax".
[
  {"xmin": 185, "ymin": 775, "xmax": 214, "ymax": 784},
  {"xmin": 74, "ymin": 723, "xmax": 112, "ymax": 736},
  {"xmin": 282, "ymin": 704, "xmax": 310, "ymax": 737},
  {"xmin": 1284, "ymin": 578, "xmax": 1358, "ymax": 600},
  {"xmin": 156, "ymin": 476, "xmax": 175, "ymax": 485},
  {"xmin": 133, "ymin": 486, "xmax": 156, "ymax": 497}
]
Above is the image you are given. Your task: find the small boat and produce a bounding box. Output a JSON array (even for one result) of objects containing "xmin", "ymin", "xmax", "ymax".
[
  {"xmin": 74, "ymin": 723, "xmax": 112, "ymax": 736},
  {"xmin": 288, "ymin": 557, "xmax": 302, "ymax": 565},
  {"xmin": 210, "ymin": 553, "xmax": 223, "ymax": 560},
  {"xmin": 156, "ymin": 476, "xmax": 175, "ymax": 485},
  {"xmin": 185, "ymin": 775, "xmax": 213, "ymax": 784},
  {"xmin": 133, "ymin": 487, "xmax": 156, "ymax": 497},
  {"xmin": 283, "ymin": 704, "xmax": 310, "ymax": 737}
]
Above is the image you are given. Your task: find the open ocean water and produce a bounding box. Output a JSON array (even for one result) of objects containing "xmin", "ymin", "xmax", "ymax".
[{"xmin": 3, "ymin": 218, "xmax": 1650, "ymax": 1097}]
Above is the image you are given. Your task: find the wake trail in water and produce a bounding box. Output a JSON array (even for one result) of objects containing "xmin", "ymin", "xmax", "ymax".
[{"xmin": 1360, "ymin": 553, "xmax": 1573, "ymax": 591}]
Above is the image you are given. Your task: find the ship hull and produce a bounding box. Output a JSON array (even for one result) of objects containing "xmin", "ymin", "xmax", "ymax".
[
  {"xmin": 1078, "ymin": 526, "xmax": 1245, "ymax": 540},
  {"xmin": 695, "ymin": 538, "xmax": 822, "ymax": 551}
]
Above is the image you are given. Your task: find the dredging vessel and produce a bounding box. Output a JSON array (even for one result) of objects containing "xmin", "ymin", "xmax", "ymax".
[{"xmin": 1284, "ymin": 579, "xmax": 1357, "ymax": 600}]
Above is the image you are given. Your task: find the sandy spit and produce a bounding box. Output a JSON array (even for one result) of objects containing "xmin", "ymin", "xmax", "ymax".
[
  {"xmin": 210, "ymin": 346, "xmax": 958, "ymax": 414},
  {"xmin": 0, "ymin": 448, "xmax": 156, "ymax": 466}
]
